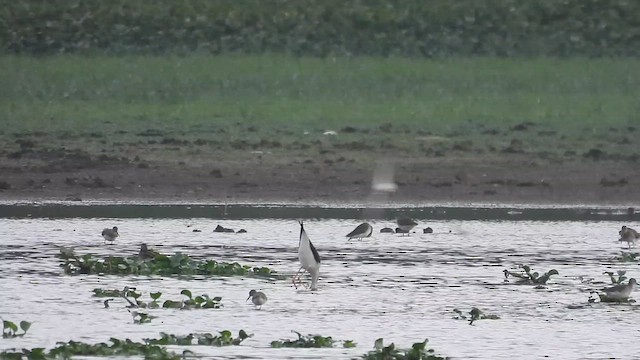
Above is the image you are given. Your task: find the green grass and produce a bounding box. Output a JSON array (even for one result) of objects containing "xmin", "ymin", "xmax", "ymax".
[{"xmin": 1, "ymin": 54, "xmax": 638, "ymax": 161}]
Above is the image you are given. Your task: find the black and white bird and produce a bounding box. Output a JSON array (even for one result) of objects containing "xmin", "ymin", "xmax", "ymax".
[
  {"xmin": 292, "ymin": 221, "xmax": 321, "ymax": 291},
  {"xmin": 396, "ymin": 217, "xmax": 418, "ymax": 235},
  {"xmin": 619, "ymin": 225, "xmax": 640, "ymax": 248},
  {"xmin": 346, "ymin": 222, "xmax": 373, "ymax": 240},
  {"xmin": 247, "ymin": 289, "xmax": 268, "ymax": 310},
  {"xmin": 599, "ymin": 278, "xmax": 637, "ymax": 302},
  {"xmin": 101, "ymin": 226, "xmax": 119, "ymax": 244}
]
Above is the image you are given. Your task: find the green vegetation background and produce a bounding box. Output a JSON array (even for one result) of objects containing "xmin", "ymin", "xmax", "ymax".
[
  {"xmin": 1, "ymin": 1, "xmax": 638, "ymax": 159},
  {"xmin": 3, "ymin": 0, "xmax": 640, "ymax": 56}
]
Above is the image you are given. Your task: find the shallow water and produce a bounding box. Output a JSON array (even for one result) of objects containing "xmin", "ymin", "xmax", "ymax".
[{"xmin": 0, "ymin": 216, "xmax": 638, "ymax": 359}]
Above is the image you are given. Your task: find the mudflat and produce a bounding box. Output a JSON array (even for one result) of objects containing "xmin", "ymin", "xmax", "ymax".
[{"xmin": 0, "ymin": 127, "xmax": 637, "ymax": 206}]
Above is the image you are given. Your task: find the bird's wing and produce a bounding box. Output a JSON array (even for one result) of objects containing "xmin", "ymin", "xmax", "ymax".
[
  {"xmin": 346, "ymin": 223, "xmax": 368, "ymax": 237},
  {"xmin": 603, "ymin": 283, "xmax": 626, "ymax": 293},
  {"xmin": 309, "ymin": 239, "xmax": 321, "ymax": 264}
]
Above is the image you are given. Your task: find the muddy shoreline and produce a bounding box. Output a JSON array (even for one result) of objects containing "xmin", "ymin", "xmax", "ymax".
[{"xmin": 1, "ymin": 150, "xmax": 638, "ymax": 207}]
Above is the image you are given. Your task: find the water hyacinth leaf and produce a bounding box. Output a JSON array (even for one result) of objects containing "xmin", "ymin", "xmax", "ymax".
[
  {"xmin": 150, "ymin": 292, "xmax": 162, "ymax": 300},
  {"xmin": 19, "ymin": 321, "xmax": 31, "ymax": 333},
  {"xmin": 374, "ymin": 338, "xmax": 384, "ymax": 350},
  {"xmin": 343, "ymin": 340, "xmax": 356, "ymax": 348},
  {"xmin": 162, "ymin": 300, "xmax": 182, "ymax": 308},
  {"xmin": 3, "ymin": 320, "xmax": 18, "ymax": 333},
  {"xmin": 194, "ymin": 296, "xmax": 205, "ymax": 304},
  {"xmin": 238, "ymin": 330, "xmax": 249, "ymax": 340},
  {"xmin": 180, "ymin": 289, "xmax": 193, "ymax": 299}
]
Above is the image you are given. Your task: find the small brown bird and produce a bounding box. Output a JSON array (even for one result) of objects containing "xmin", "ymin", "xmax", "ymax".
[
  {"xmin": 396, "ymin": 217, "xmax": 418, "ymax": 235},
  {"xmin": 138, "ymin": 243, "xmax": 159, "ymax": 260},
  {"xmin": 101, "ymin": 226, "xmax": 119, "ymax": 244},
  {"xmin": 247, "ymin": 289, "xmax": 267, "ymax": 310},
  {"xmin": 346, "ymin": 223, "xmax": 373, "ymax": 240},
  {"xmin": 619, "ymin": 226, "xmax": 640, "ymax": 248}
]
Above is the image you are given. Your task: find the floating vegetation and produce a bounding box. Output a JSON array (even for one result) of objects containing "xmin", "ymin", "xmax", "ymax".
[
  {"xmin": 614, "ymin": 252, "xmax": 639, "ymax": 262},
  {"xmin": 453, "ymin": 308, "xmax": 500, "ymax": 325},
  {"xmin": 362, "ymin": 338, "xmax": 447, "ymax": 360},
  {"xmin": 146, "ymin": 330, "xmax": 252, "ymax": 346},
  {"xmin": 129, "ymin": 310, "xmax": 156, "ymax": 324},
  {"xmin": 0, "ymin": 331, "xmax": 252, "ymax": 359},
  {"xmin": 59, "ymin": 247, "xmax": 275, "ymax": 277},
  {"xmin": 95, "ymin": 287, "xmax": 223, "ymax": 309},
  {"xmin": 604, "ymin": 270, "xmax": 629, "ymax": 284},
  {"xmin": 2, "ymin": 320, "xmax": 31, "ymax": 338},
  {"xmin": 503, "ymin": 264, "xmax": 558, "ymax": 285},
  {"xmin": 0, "ymin": 338, "xmax": 181, "ymax": 360},
  {"xmin": 270, "ymin": 331, "xmax": 338, "ymax": 348}
]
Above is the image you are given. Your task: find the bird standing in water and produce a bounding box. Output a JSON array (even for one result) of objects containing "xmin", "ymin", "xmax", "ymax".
[
  {"xmin": 346, "ymin": 222, "xmax": 373, "ymax": 240},
  {"xmin": 619, "ymin": 226, "xmax": 640, "ymax": 248},
  {"xmin": 247, "ymin": 289, "xmax": 267, "ymax": 310},
  {"xmin": 292, "ymin": 221, "xmax": 321, "ymax": 291},
  {"xmin": 102, "ymin": 226, "xmax": 119, "ymax": 244},
  {"xmin": 396, "ymin": 217, "xmax": 418, "ymax": 235},
  {"xmin": 599, "ymin": 278, "xmax": 637, "ymax": 302}
]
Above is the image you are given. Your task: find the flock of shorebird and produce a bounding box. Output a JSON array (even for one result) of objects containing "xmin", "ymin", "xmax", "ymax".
[{"xmin": 100, "ymin": 221, "xmax": 640, "ymax": 308}]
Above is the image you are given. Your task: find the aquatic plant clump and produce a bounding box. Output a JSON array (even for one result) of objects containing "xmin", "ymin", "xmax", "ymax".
[
  {"xmin": 146, "ymin": 330, "xmax": 252, "ymax": 346},
  {"xmin": 0, "ymin": 338, "xmax": 181, "ymax": 360},
  {"xmin": 270, "ymin": 331, "xmax": 337, "ymax": 348},
  {"xmin": 95, "ymin": 287, "xmax": 223, "ymax": 310},
  {"xmin": 2, "ymin": 320, "xmax": 31, "ymax": 338},
  {"xmin": 503, "ymin": 264, "xmax": 559, "ymax": 285},
  {"xmin": 362, "ymin": 338, "xmax": 448, "ymax": 360},
  {"xmin": 453, "ymin": 308, "xmax": 500, "ymax": 325},
  {"xmin": 0, "ymin": 331, "xmax": 252, "ymax": 359},
  {"xmin": 58, "ymin": 247, "xmax": 275, "ymax": 277}
]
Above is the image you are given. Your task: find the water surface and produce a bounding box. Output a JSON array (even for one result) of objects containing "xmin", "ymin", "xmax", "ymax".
[{"xmin": 0, "ymin": 216, "xmax": 637, "ymax": 359}]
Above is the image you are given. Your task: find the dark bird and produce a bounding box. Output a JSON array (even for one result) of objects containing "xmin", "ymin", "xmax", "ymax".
[
  {"xmin": 619, "ymin": 225, "xmax": 640, "ymax": 248},
  {"xmin": 346, "ymin": 223, "xmax": 373, "ymax": 240},
  {"xmin": 101, "ymin": 226, "xmax": 119, "ymax": 244},
  {"xmin": 396, "ymin": 217, "xmax": 418, "ymax": 235}
]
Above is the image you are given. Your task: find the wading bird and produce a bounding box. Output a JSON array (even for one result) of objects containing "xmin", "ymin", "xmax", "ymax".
[
  {"xmin": 599, "ymin": 278, "xmax": 637, "ymax": 302},
  {"xmin": 138, "ymin": 243, "xmax": 159, "ymax": 260},
  {"xmin": 292, "ymin": 221, "xmax": 321, "ymax": 291},
  {"xmin": 619, "ymin": 226, "xmax": 640, "ymax": 248},
  {"xmin": 396, "ymin": 217, "xmax": 418, "ymax": 235},
  {"xmin": 101, "ymin": 226, "xmax": 119, "ymax": 244},
  {"xmin": 247, "ymin": 289, "xmax": 268, "ymax": 310},
  {"xmin": 346, "ymin": 222, "xmax": 373, "ymax": 240}
]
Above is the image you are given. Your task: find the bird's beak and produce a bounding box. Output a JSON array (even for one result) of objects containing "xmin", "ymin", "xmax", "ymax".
[{"xmin": 246, "ymin": 296, "xmax": 251, "ymax": 302}]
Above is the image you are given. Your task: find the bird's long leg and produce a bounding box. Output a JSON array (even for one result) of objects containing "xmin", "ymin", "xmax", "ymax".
[{"xmin": 292, "ymin": 266, "xmax": 304, "ymax": 289}]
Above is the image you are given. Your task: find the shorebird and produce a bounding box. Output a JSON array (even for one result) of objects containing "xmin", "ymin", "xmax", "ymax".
[
  {"xmin": 346, "ymin": 222, "xmax": 373, "ymax": 240},
  {"xmin": 138, "ymin": 243, "xmax": 159, "ymax": 260},
  {"xmin": 599, "ymin": 278, "xmax": 637, "ymax": 302},
  {"xmin": 396, "ymin": 217, "xmax": 418, "ymax": 235},
  {"xmin": 292, "ymin": 221, "xmax": 321, "ymax": 291},
  {"xmin": 619, "ymin": 226, "xmax": 640, "ymax": 248},
  {"xmin": 247, "ymin": 289, "xmax": 267, "ymax": 310},
  {"xmin": 101, "ymin": 226, "xmax": 119, "ymax": 244}
]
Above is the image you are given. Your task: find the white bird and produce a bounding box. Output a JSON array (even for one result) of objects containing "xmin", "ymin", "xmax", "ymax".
[
  {"xmin": 247, "ymin": 289, "xmax": 267, "ymax": 310},
  {"xmin": 101, "ymin": 226, "xmax": 119, "ymax": 244},
  {"xmin": 346, "ymin": 222, "xmax": 373, "ymax": 240},
  {"xmin": 396, "ymin": 217, "xmax": 418, "ymax": 235},
  {"xmin": 599, "ymin": 278, "xmax": 637, "ymax": 302},
  {"xmin": 619, "ymin": 226, "xmax": 640, "ymax": 248},
  {"xmin": 292, "ymin": 220, "xmax": 321, "ymax": 291}
]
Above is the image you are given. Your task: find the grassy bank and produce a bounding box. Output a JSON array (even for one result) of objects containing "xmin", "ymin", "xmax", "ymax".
[{"xmin": 1, "ymin": 55, "xmax": 639, "ymax": 161}]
